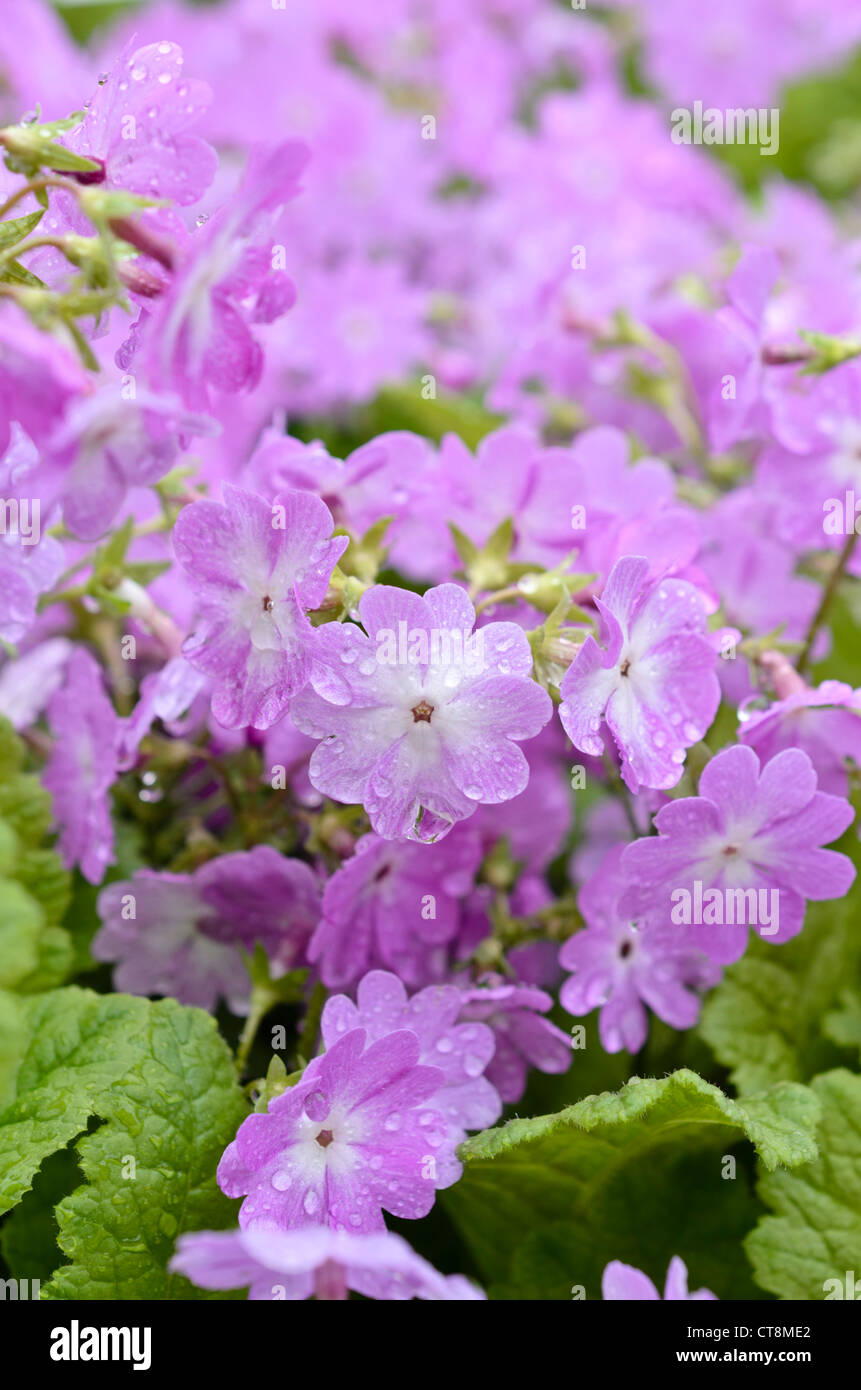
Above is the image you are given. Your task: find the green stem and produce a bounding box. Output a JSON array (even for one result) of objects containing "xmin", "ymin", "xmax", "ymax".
[
  {"xmin": 0, "ymin": 175, "xmax": 70, "ymax": 222},
  {"xmin": 474, "ymin": 584, "xmax": 522, "ymax": 615},
  {"xmin": 295, "ymin": 981, "xmax": 327, "ymax": 1068},
  {"xmin": 235, "ymin": 986, "xmax": 276, "ymax": 1078},
  {"xmin": 797, "ymin": 530, "xmax": 859, "ymax": 676}
]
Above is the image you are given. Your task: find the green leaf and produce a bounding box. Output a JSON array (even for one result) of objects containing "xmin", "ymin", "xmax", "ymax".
[
  {"xmin": 0, "ymin": 988, "xmax": 249, "ymax": 1299},
  {"xmin": 448, "ymin": 522, "xmax": 479, "ymax": 568},
  {"xmin": 0, "ymin": 772, "xmax": 52, "ymax": 847},
  {"xmin": 0, "ymin": 718, "xmax": 24, "ymax": 780},
  {"xmin": 0, "ymin": 209, "xmax": 43, "ymax": 251},
  {"xmin": 746, "ymin": 1070, "xmax": 861, "ymax": 1300},
  {"xmin": 14, "ymin": 926, "xmax": 75, "ymax": 995},
  {"xmin": 16, "ymin": 848, "xmax": 71, "ymax": 931},
  {"xmin": 699, "ymin": 889, "xmax": 861, "ymax": 1093},
  {"xmin": 45, "ymin": 998, "xmax": 248, "ymax": 1300},
  {"xmin": 798, "ymin": 328, "xmax": 861, "ymax": 375},
  {"xmin": 0, "ymin": 719, "xmax": 73, "ymax": 994},
  {"xmin": 443, "ymin": 1068, "xmax": 820, "ymax": 1299},
  {"xmin": 823, "ymin": 989, "xmax": 861, "ymax": 1055},
  {"xmin": 0, "ymin": 989, "xmax": 24, "ymax": 1113},
  {"xmin": 0, "ymin": 1145, "xmax": 81, "ymax": 1286},
  {"xmin": 0, "ymin": 259, "xmax": 45, "ymax": 288},
  {"xmin": 0, "ymin": 880, "xmax": 44, "ymax": 989},
  {"xmin": 0, "ymin": 989, "xmax": 151, "ymax": 1215}
]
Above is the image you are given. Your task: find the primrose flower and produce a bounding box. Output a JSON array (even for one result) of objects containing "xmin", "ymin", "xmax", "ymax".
[
  {"xmin": 559, "ymin": 847, "xmax": 719, "ymax": 1054},
  {"xmin": 43, "ymin": 648, "xmax": 120, "ymax": 884},
  {"xmin": 291, "ymin": 582, "xmax": 553, "ymax": 842},
  {"xmin": 602, "ymin": 1256, "xmax": 717, "ymax": 1301},
  {"xmin": 310, "ymin": 829, "xmax": 481, "ymax": 988},
  {"xmin": 457, "ymin": 975, "xmax": 572, "ymax": 1103},
  {"xmin": 93, "ymin": 848, "xmax": 320, "ymax": 1011},
  {"xmin": 621, "ymin": 745, "xmax": 856, "ymax": 963},
  {"xmin": 217, "ymin": 1027, "xmax": 458, "ymax": 1231},
  {"xmin": 66, "ymin": 40, "xmax": 216, "ymax": 206},
  {"xmin": 559, "ymin": 555, "xmax": 720, "ymax": 793},
  {"xmin": 173, "ymin": 484, "xmax": 348, "ymax": 729},
  {"xmin": 321, "ymin": 970, "xmax": 501, "ymax": 1144},
  {"xmin": 171, "ymin": 1225, "xmax": 485, "ymax": 1301},
  {"xmin": 134, "ymin": 141, "xmax": 309, "ymax": 408},
  {"xmin": 738, "ymin": 653, "xmax": 861, "ymax": 797}
]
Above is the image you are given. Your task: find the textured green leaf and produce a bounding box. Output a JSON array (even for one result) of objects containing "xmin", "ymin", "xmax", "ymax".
[
  {"xmin": 0, "ymin": 880, "xmax": 44, "ymax": 988},
  {"xmin": 0, "ymin": 988, "xmax": 249, "ymax": 1298},
  {"xmin": 0, "ymin": 989, "xmax": 150, "ymax": 1214},
  {"xmin": 0, "ymin": 989, "xmax": 24, "ymax": 1113},
  {"xmin": 16, "ymin": 848, "xmax": 72, "ymax": 930},
  {"xmin": 0, "ymin": 1145, "xmax": 80, "ymax": 1286},
  {"xmin": 699, "ymin": 892, "xmax": 861, "ymax": 1093},
  {"xmin": 0, "ymin": 719, "xmax": 73, "ymax": 994},
  {"xmin": 15, "ymin": 926, "xmax": 75, "ymax": 995},
  {"xmin": 746, "ymin": 1070, "xmax": 861, "ymax": 1300},
  {"xmin": 444, "ymin": 1069, "xmax": 820, "ymax": 1299},
  {"xmin": 45, "ymin": 998, "xmax": 248, "ymax": 1300},
  {"xmin": 0, "ymin": 773, "xmax": 52, "ymax": 848}
]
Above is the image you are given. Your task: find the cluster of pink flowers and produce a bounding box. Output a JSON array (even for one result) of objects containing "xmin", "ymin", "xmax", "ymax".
[{"xmin": 2, "ymin": 0, "xmax": 860, "ymax": 1304}]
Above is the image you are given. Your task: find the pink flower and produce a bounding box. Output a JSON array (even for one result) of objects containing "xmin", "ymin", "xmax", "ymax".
[
  {"xmin": 131, "ymin": 142, "xmax": 309, "ymax": 409},
  {"xmin": 291, "ymin": 583, "xmax": 553, "ymax": 842},
  {"xmin": 560, "ymin": 847, "xmax": 720, "ymax": 1054},
  {"xmin": 173, "ymin": 484, "xmax": 348, "ymax": 729},
  {"xmin": 457, "ymin": 975, "xmax": 572, "ymax": 1103},
  {"xmin": 559, "ymin": 555, "xmax": 720, "ymax": 793},
  {"xmin": 602, "ymin": 1256, "xmax": 716, "ymax": 1301},
  {"xmin": 43, "ymin": 648, "xmax": 120, "ymax": 884},
  {"xmin": 217, "ymin": 1027, "xmax": 458, "ymax": 1232},
  {"xmin": 621, "ymin": 745, "xmax": 856, "ymax": 964},
  {"xmin": 171, "ymin": 1226, "xmax": 485, "ymax": 1300},
  {"xmin": 310, "ymin": 829, "xmax": 481, "ymax": 989},
  {"xmin": 321, "ymin": 970, "xmax": 501, "ymax": 1147},
  {"xmin": 66, "ymin": 40, "xmax": 216, "ymax": 206}
]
